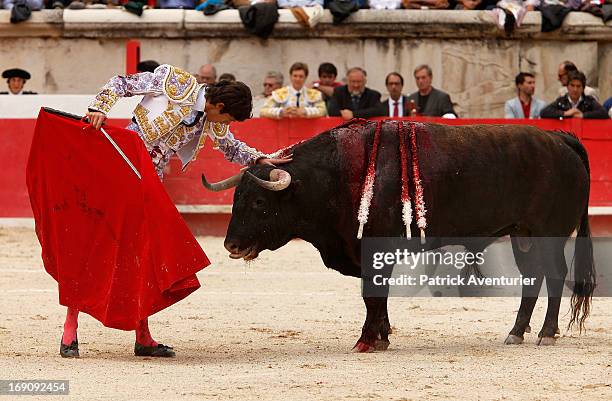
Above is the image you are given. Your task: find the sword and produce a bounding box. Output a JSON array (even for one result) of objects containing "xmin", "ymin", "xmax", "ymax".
[{"xmin": 99, "ymin": 127, "xmax": 142, "ymax": 180}]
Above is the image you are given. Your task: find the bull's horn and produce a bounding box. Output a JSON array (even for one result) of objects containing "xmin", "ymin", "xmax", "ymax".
[
  {"xmin": 201, "ymin": 171, "xmax": 243, "ymax": 192},
  {"xmin": 246, "ymin": 169, "xmax": 292, "ymax": 191}
]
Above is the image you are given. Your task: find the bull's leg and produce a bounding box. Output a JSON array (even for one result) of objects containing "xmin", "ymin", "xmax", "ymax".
[
  {"xmin": 353, "ymin": 297, "xmax": 389, "ymax": 353},
  {"xmin": 537, "ymin": 241, "xmax": 567, "ymax": 346},
  {"xmin": 505, "ymin": 237, "xmax": 543, "ymax": 345}
]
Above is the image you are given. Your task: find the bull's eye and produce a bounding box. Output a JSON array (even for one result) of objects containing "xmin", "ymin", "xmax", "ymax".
[{"xmin": 252, "ymin": 197, "xmax": 266, "ymax": 210}]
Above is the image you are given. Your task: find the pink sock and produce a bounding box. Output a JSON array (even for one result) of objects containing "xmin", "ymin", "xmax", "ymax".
[
  {"xmin": 135, "ymin": 318, "xmax": 158, "ymax": 347},
  {"xmin": 62, "ymin": 307, "xmax": 79, "ymax": 345}
]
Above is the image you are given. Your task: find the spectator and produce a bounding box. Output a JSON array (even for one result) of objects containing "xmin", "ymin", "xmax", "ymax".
[
  {"xmin": 604, "ymin": 97, "xmax": 612, "ymax": 119},
  {"xmin": 455, "ymin": 0, "xmax": 482, "ymax": 9},
  {"xmin": 0, "ymin": 68, "xmax": 37, "ymax": 95},
  {"xmin": 219, "ymin": 73, "xmax": 236, "ymax": 82},
  {"xmin": 252, "ymin": 71, "xmax": 284, "ymax": 117},
  {"xmin": 137, "ymin": 60, "xmax": 160, "ymax": 73},
  {"xmin": 402, "ymin": 0, "xmax": 451, "ymax": 9},
  {"xmin": 279, "ymin": 0, "xmax": 324, "ymax": 28},
  {"xmin": 260, "ymin": 62, "xmax": 326, "ymax": 119},
  {"xmin": 327, "ymin": 67, "xmax": 382, "ymax": 121},
  {"xmin": 541, "ymin": 71, "xmax": 608, "ymax": 120},
  {"xmin": 309, "ymin": 62, "xmax": 343, "ymax": 108},
  {"xmin": 406, "ymin": 65, "xmax": 456, "ymax": 118},
  {"xmin": 3, "ymin": 0, "xmax": 43, "ymax": 11},
  {"xmin": 369, "ymin": 0, "xmax": 402, "ymax": 9},
  {"xmin": 557, "ymin": 61, "xmax": 598, "ymax": 100},
  {"xmin": 196, "ymin": 64, "xmax": 217, "ymax": 85},
  {"xmin": 376, "ymin": 72, "xmax": 411, "ymax": 117},
  {"xmin": 504, "ymin": 72, "xmax": 546, "ymax": 119}
]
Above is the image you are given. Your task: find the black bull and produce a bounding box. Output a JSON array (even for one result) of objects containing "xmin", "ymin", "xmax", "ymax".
[{"xmin": 203, "ymin": 120, "xmax": 595, "ymax": 352}]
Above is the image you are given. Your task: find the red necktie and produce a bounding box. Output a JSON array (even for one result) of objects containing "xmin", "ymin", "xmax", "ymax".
[{"xmin": 393, "ymin": 102, "xmax": 399, "ymax": 117}]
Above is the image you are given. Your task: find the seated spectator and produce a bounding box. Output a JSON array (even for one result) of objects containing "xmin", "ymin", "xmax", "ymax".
[
  {"xmin": 504, "ymin": 72, "xmax": 546, "ymax": 119},
  {"xmin": 219, "ymin": 73, "xmax": 236, "ymax": 82},
  {"xmin": 406, "ymin": 65, "xmax": 456, "ymax": 118},
  {"xmin": 279, "ymin": 0, "xmax": 324, "ymax": 28},
  {"xmin": 455, "ymin": 0, "xmax": 482, "ymax": 9},
  {"xmin": 327, "ymin": 67, "xmax": 382, "ymax": 121},
  {"xmin": 159, "ymin": 0, "xmax": 196, "ymax": 8},
  {"xmin": 376, "ymin": 72, "xmax": 411, "ymax": 117},
  {"xmin": 0, "ymin": 68, "xmax": 37, "ymax": 95},
  {"xmin": 260, "ymin": 62, "xmax": 326, "ymax": 119},
  {"xmin": 369, "ymin": 0, "xmax": 402, "ymax": 9},
  {"xmin": 541, "ymin": 71, "xmax": 608, "ymax": 120},
  {"xmin": 557, "ymin": 61, "xmax": 598, "ymax": 100},
  {"xmin": 490, "ymin": 0, "xmax": 540, "ymax": 35},
  {"xmin": 604, "ymin": 97, "xmax": 612, "ymax": 119},
  {"xmin": 309, "ymin": 62, "xmax": 343, "ymax": 105},
  {"xmin": 401, "ymin": 0, "xmax": 451, "ymax": 9},
  {"xmin": 195, "ymin": 64, "xmax": 217, "ymax": 85},
  {"xmin": 137, "ymin": 60, "xmax": 160, "ymax": 73},
  {"xmin": 252, "ymin": 71, "xmax": 284, "ymax": 117},
  {"xmin": 3, "ymin": 0, "xmax": 43, "ymax": 10}
]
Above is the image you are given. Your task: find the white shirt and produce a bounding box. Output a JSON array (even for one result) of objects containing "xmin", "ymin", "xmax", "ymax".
[
  {"xmin": 569, "ymin": 95, "xmax": 582, "ymax": 109},
  {"xmin": 388, "ymin": 97, "xmax": 404, "ymax": 117}
]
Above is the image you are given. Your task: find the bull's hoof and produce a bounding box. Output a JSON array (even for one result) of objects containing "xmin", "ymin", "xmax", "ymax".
[
  {"xmin": 556, "ymin": 328, "xmax": 560, "ymax": 335},
  {"xmin": 504, "ymin": 335, "xmax": 524, "ymax": 345},
  {"xmin": 374, "ymin": 339, "xmax": 390, "ymax": 351},
  {"xmin": 536, "ymin": 336, "xmax": 556, "ymax": 346},
  {"xmin": 524, "ymin": 325, "xmax": 531, "ymax": 334},
  {"xmin": 352, "ymin": 341, "xmax": 375, "ymax": 353}
]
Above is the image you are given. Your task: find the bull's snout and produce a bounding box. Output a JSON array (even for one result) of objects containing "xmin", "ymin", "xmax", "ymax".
[
  {"xmin": 224, "ymin": 238, "xmax": 260, "ymax": 261},
  {"xmin": 224, "ymin": 238, "xmax": 241, "ymax": 254}
]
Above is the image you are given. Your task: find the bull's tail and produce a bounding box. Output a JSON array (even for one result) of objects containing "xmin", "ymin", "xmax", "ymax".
[{"xmin": 555, "ymin": 132, "xmax": 596, "ymax": 332}]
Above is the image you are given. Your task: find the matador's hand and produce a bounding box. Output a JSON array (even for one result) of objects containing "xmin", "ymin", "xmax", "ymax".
[{"xmin": 85, "ymin": 111, "xmax": 107, "ymax": 130}]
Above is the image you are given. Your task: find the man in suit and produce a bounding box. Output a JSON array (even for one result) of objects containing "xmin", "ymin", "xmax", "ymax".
[
  {"xmin": 541, "ymin": 70, "xmax": 608, "ymax": 120},
  {"xmin": 557, "ymin": 61, "xmax": 598, "ymax": 100},
  {"xmin": 1, "ymin": 68, "xmax": 37, "ymax": 95},
  {"xmin": 327, "ymin": 67, "xmax": 382, "ymax": 121},
  {"xmin": 376, "ymin": 72, "xmax": 412, "ymax": 117},
  {"xmin": 504, "ymin": 72, "xmax": 546, "ymax": 119},
  {"xmin": 406, "ymin": 64, "xmax": 456, "ymax": 117}
]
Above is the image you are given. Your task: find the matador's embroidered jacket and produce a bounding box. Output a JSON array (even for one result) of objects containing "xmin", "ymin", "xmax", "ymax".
[
  {"xmin": 88, "ymin": 64, "xmax": 266, "ymax": 177},
  {"xmin": 259, "ymin": 85, "xmax": 326, "ymax": 119}
]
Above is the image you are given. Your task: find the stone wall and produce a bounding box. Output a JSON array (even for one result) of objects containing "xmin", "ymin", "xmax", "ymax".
[{"xmin": 1, "ymin": 9, "xmax": 610, "ymax": 117}]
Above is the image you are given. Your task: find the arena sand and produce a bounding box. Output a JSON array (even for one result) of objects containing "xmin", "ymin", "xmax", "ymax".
[{"xmin": 0, "ymin": 227, "xmax": 610, "ymax": 400}]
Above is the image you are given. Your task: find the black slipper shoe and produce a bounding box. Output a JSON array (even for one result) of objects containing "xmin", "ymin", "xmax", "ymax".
[
  {"xmin": 134, "ymin": 342, "xmax": 175, "ymax": 358},
  {"xmin": 60, "ymin": 338, "xmax": 79, "ymax": 358}
]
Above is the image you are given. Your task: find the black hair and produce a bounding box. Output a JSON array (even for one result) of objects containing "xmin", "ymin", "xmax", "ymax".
[
  {"xmin": 561, "ymin": 61, "xmax": 578, "ymax": 73},
  {"xmin": 567, "ymin": 70, "xmax": 586, "ymax": 88},
  {"xmin": 318, "ymin": 62, "xmax": 338, "ymax": 77},
  {"xmin": 385, "ymin": 72, "xmax": 404, "ymax": 86},
  {"xmin": 206, "ymin": 81, "xmax": 253, "ymax": 121},
  {"xmin": 219, "ymin": 73, "xmax": 236, "ymax": 82},
  {"xmin": 515, "ymin": 72, "xmax": 535, "ymax": 86}
]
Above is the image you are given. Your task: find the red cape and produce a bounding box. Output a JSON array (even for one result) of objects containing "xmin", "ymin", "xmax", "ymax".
[{"xmin": 26, "ymin": 109, "xmax": 210, "ymax": 330}]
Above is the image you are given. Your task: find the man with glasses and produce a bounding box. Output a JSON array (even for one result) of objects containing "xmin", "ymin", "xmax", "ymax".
[{"xmin": 252, "ymin": 71, "xmax": 284, "ymax": 117}]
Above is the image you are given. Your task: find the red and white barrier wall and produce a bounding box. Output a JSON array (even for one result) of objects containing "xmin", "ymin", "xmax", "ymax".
[{"xmin": 1, "ymin": 96, "xmax": 611, "ymax": 235}]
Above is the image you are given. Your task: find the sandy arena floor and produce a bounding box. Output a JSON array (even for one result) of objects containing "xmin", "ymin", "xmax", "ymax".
[{"xmin": 0, "ymin": 227, "xmax": 610, "ymax": 400}]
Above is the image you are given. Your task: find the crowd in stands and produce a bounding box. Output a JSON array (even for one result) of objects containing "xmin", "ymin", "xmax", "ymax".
[
  {"xmin": 3, "ymin": 0, "xmax": 611, "ymax": 35},
  {"xmin": 2, "ymin": 60, "xmax": 611, "ymax": 119}
]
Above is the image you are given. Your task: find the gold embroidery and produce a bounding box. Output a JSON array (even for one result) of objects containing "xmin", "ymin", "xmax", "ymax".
[
  {"xmin": 90, "ymin": 89, "xmax": 119, "ymax": 114},
  {"xmin": 135, "ymin": 101, "xmax": 192, "ymax": 144},
  {"xmin": 210, "ymin": 122, "xmax": 229, "ymax": 138},
  {"xmin": 192, "ymin": 134, "xmax": 208, "ymax": 161},
  {"xmin": 134, "ymin": 104, "xmax": 157, "ymax": 142},
  {"xmin": 163, "ymin": 66, "xmax": 197, "ymax": 102}
]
